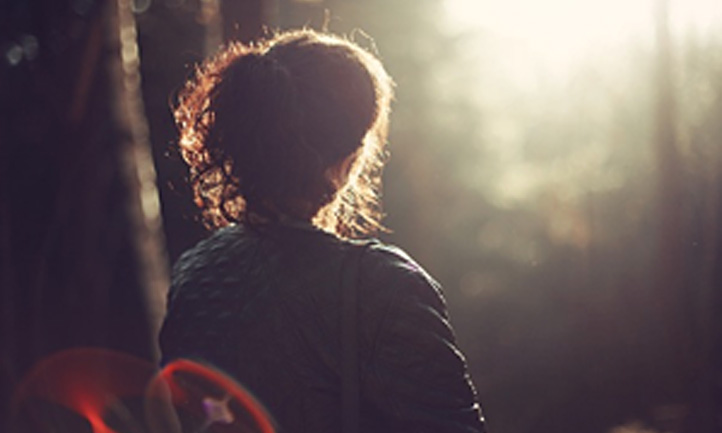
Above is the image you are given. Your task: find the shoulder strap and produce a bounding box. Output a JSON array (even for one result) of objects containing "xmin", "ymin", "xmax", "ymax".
[{"xmin": 341, "ymin": 243, "xmax": 367, "ymax": 433}]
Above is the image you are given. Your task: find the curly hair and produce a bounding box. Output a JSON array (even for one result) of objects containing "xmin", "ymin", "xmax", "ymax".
[{"xmin": 174, "ymin": 29, "xmax": 394, "ymax": 238}]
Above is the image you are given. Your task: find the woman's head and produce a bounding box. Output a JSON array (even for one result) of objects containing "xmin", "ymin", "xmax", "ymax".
[{"xmin": 175, "ymin": 29, "xmax": 393, "ymax": 238}]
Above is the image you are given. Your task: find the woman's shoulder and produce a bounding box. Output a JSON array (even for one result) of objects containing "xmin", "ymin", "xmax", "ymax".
[
  {"xmin": 363, "ymin": 241, "xmax": 429, "ymax": 275},
  {"xmin": 169, "ymin": 225, "xmax": 250, "ymax": 287},
  {"xmin": 355, "ymin": 239, "xmax": 447, "ymax": 315},
  {"xmin": 174, "ymin": 224, "xmax": 241, "ymax": 261}
]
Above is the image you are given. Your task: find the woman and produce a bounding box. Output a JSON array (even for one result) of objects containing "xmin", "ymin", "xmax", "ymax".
[{"xmin": 160, "ymin": 29, "xmax": 485, "ymax": 433}]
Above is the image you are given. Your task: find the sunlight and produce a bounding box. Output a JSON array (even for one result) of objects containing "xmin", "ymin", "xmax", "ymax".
[
  {"xmin": 443, "ymin": 0, "xmax": 652, "ymax": 78},
  {"xmin": 443, "ymin": 0, "xmax": 722, "ymax": 78},
  {"xmin": 440, "ymin": 0, "xmax": 722, "ymax": 208}
]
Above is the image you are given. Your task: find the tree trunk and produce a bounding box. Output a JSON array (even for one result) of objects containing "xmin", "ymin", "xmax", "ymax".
[{"xmin": 0, "ymin": 0, "xmax": 163, "ymax": 427}]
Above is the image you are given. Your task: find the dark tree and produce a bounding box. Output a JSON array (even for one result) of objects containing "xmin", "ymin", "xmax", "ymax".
[{"xmin": 0, "ymin": 0, "xmax": 161, "ymax": 428}]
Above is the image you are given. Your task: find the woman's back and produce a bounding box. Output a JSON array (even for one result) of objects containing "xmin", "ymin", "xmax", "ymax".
[
  {"xmin": 160, "ymin": 223, "xmax": 484, "ymax": 432},
  {"xmin": 163, "ymin": 27, "xmax": 485, "ymax": 432}
]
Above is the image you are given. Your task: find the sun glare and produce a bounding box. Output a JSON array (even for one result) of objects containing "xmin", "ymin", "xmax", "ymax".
[{"xmin": 443, "ymin": 0, "xmax": 722, "ymax": 78}]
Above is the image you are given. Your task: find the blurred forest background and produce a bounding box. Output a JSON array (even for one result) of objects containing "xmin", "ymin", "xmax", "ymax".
[{"xmin": 1, "ymin": 0, "xmax": 721, "ymax": 432}]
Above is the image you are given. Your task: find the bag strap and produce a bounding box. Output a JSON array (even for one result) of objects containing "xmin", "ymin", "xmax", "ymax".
[{"xmin": 341, "ymin": 243, "xmax": 367, "ymax": 433}]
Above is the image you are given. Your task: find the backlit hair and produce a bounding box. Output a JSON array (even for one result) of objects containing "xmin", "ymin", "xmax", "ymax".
[{"xmin": 174, "ymin": 29, "xmax": 393, "ymax": 238}]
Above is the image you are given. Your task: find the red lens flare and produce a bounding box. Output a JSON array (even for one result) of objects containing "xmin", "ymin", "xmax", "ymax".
[
  {"xmin": 146, "ymin": 359, "xmax": 276, "ymax": 433},
  {"xmin": 12, "ymin": 348, "xmax": 155, "ymax": 433},
  {"xmin": 12, "ymin": 349, "xmax": 276, "ymax": 433}
]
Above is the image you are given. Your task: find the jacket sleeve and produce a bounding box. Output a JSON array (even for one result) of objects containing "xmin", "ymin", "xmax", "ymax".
[{"xmin": 360, "ymin": 252, "xmax": 486, "ymax": 433}]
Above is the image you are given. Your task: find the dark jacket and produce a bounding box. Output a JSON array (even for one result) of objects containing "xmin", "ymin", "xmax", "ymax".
[{"xmin": 159, "ymin": 223, "xmax": 485, "ymax": 433}]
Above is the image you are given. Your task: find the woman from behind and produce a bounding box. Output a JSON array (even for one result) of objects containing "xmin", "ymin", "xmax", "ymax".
[{"xmin": 160, "ymin": 29, "xmax": 486, "ymax": 433}]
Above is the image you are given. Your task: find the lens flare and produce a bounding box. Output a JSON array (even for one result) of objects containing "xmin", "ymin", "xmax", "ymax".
[
  {"xmin": 146, "ymin": 359, "xmax": 276, "ymax": 433},
  {"xmin": 12, "ymin": 348, "xmax": 155, "ymax": 433},
  {"xmin": 12, "ymin": 349, "xmax": 276, "ymax": 433}
]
